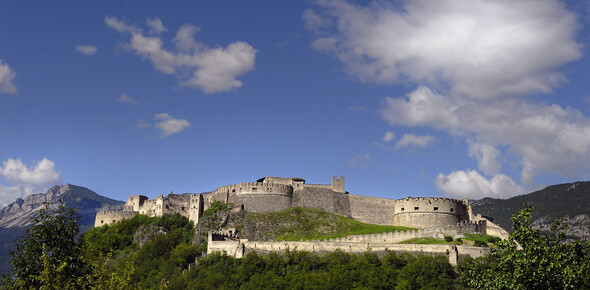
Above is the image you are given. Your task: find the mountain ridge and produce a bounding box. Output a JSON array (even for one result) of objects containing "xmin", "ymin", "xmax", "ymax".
[
  {"xmin": 0, "ymin": 183, "xmax": 124, "ymax": 228},
  {"xmin": 0, "ymin": 184, "xmax": 124, "ymax": 274},
  {"xmin": 472, "ymin": 181, "xmax": 590, "ymax": 240}
]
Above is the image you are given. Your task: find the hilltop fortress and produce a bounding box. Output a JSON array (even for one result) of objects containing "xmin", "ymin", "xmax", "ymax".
[
  {"xmin": 96, "ymin": 176, "xmax": 508, "ymax": 264},
  {"xmin": 95, "ymin": 176, "xmax": 506, "ymax": 237}
]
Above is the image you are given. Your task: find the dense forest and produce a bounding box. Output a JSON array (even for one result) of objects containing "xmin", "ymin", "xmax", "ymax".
[{"xmin": 1, "ymin": 202, "xmax": 589, "ymax": 289}]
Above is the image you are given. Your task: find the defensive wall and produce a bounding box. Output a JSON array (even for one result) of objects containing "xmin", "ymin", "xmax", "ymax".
[
  {"xmin": 95, "ymin": 176, "xmax": 506, "ymax": 240},
  {"xmin": 207, "ymin": 230, "xmax": 491, "ymax": 266},
  {"xmin": 95, "ymin": 210, "xmax": 138, "ymax": 227}
]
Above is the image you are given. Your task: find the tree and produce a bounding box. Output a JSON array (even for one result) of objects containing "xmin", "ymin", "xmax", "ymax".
[
  {"xmin": 8, "ymin": 201, "xmax": 89, "ymax": 288},
  {"xmin": 462, "ymin": 204, "xmax": 590, "ymax": 289}
]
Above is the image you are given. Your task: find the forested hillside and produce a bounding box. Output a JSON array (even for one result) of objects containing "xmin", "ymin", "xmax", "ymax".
[{"xmin": 472, "ymin": 181, "xmax": 590, "ymax": 240}]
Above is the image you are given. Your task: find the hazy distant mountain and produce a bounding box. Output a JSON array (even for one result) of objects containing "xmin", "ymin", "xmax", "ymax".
[
  {"xmin": 0, "ymin": 184, "xmax": 124, "ymax": 274},
  {"xmin": 472, "ymin": 181, "xmax": 590, "ymax": 241}
]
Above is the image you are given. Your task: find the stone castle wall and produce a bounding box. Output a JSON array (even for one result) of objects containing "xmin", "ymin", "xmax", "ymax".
[
  {"xmin": 292, "ymin": 187, "xmax": 351, "ymax": 216},
  {"xmin": 95, "ymin": 176, "xmax": 493, "ymax": 237},
  {"xmin": 95, "ymin": 210, "xmax": 138, "ymax": 227},
  {"xmin": 348, "ymin": 194, "xmax": 396, "ymax": 225},
  {"xmin": 393, "ymin": 197, "xmax": 469, "ymax": 228}
]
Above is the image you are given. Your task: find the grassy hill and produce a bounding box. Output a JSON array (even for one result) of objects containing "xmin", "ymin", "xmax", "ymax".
[{"xmin": 233, "ymin": 207, "xmax": 414, "ymax": 241}]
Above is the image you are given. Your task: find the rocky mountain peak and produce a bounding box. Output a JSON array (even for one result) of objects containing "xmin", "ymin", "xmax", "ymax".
[{"xmin": 0, "ymin": 184, "xmax": 124, "ymax": 228}]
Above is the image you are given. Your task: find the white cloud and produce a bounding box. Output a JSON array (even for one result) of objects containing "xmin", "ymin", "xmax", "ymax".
[
  {"xmin": 307, "ymin": 1, "xmax": 589, "ymax": 192},
  {"xmin": 147, "ymin": 17, "xmax": 167, "ymax": 35},
  {"xmin": 154, "ymin": 113, "xmax": 190, "ymax": 137},
  {"xmin": 106, "ymin": 17, "xmax": 257, "ymax": 93},
  {"xmin": 382, "ymin": 131, "xmax": 395, "ymax": 143},
  {"xmin": 117, "ymin": 93, "xmax": 138, "ymax": 104},
  {"xmin": 0, "ymin": 158, "xmax": 63, "ymax": 206},
  {"xmin": 105, "ymin": 16, "xmax": 139, "ymax": 33},
  {"xmin": 468, "ymin": 141, "xmax": 502, "ymax": 176},
  {"xmin": 395, "ymin": 133, "xmax": 434, "ymax": 149},
  {"xmin": 0, "ymin": 60, "xmax": 17, "ymax": 95},
  {"xmin": 302, "ymin": 8, "xmax": 332, "ymax": 31},
  {"xmin": 347, "ymin": 153, "xmax": 373, "ymax": 166},
  {"xmin": 306, "ymin": 0, "xmax": 581, "ymax": 99},
  {"xmin": 435, "ymin": 170, "xmax": 525, "ymax": 199},
  {"xmin": 75, "ymin": 45, "xmax": 97, "ymax": 55},
  {"xmin": 381, "ymin": 87, "xmax": 590, "ymax": 187}
]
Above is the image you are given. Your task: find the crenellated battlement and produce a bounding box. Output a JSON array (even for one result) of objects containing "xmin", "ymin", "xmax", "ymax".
[{"xmin": 95, "ymin": 175, "xmax": 505, "ymax": 242}]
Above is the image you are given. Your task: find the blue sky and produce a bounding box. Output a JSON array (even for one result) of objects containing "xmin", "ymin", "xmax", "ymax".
[{"xmin": 1, "ymin": 0, "xmax": 590, "ymax": 206}]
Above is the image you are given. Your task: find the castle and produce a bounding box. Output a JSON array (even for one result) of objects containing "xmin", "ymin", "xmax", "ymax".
[
  {"xmin": 95, "ymin": 176, "xmax": 506, "ymax": 237},
  {"xmin": 96, "ymin": 176, "xmax": 508, "ymax": 265}
]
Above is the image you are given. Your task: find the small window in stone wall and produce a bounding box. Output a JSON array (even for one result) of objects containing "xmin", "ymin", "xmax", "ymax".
[
  {"xmin": 450, "ymin": 208, "xmax": 454, "ymax": 212},
  {"xmin": 401, "ymin": 208, "xmax": 405, "ymax": 211},
  {"xmin": 434, "ymin": 207, "xmax": 439, "ymax": 211},
  {"xmin": 414, "ymin": 207, "xmax": 419, "ymax": 210},
  {"xmin": 252, "ymin": 187, "xmax": 257, "ymax": 191},
  {"xmin": 232, "ymin": 189, "xmax": 236, "ymax": 193}
]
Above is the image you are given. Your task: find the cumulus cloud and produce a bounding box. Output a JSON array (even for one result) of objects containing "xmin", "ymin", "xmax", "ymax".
[
  {"xmin": 75, "ymin": 45, "xmax": 98, "ymax": 55},
  {"xmin": 0, "ymin": 158, "xmax": 63, "ymax": 206},
  {"xmin": 308, "ymin": 0, "xmax": 588, "ymax": 196},
  {"xmin": 395, "ymin": 133, "xmax": 434, "ymax": 149},
  {"xmin": 106, "ymin": 16, "xmax": 257, "ymax": 94},
  {"xmin": 382, "ymin": 87, "xmax": 590, "ymax": 187},
  {"xmin": 147, "ymin": 17, "xmax": 167, "ymax": 35},
  {"xmin": 0, "ymin": 60, "xmax": 17, "ymax": 95},
  {"xmin": 468, "ymin": 141, "xmax": 502, "ymax": 176},
  {"xmin": 306, "ymin": 0, "xmax": 581, "ymax": 99},
  {"xmin": 117, "ymin": 93, "xmax": 138, "ymax": 104},
  {"xmin": 382, "ymin": 131, "xmax": 395, "ymax": 143},
  {"xmin": 154, "ymin": 113, "xmax": 190, "ymax": 137},
  {"xmin": 435, "ymin": 170, "xmax": 525, "ymax": 199}
]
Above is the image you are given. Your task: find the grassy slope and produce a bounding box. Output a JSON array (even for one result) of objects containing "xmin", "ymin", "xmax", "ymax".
[{"xmin": 237, "ymin": 207, "xmax": 414, "ymax": 241}]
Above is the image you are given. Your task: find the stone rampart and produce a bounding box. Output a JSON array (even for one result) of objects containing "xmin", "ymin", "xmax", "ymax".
[
  {"xmin": 236, "ymin": 241, "xmax": 488, "ymax": 265},
  {"xmin": 95, "ymin": 210, "xmax": 138, "ymax": 227},
  {"xmin": 292, "ymin": 187, "xmax": 350, "ymax": 216},
  {"xmin": 232, "ymin": 194, "xmax": 293, "ymax": 213},
  {"xmin": 216, "ymin": 182, "xmax": 293, "ymax": 197},
  {"xmin": 349, "ymin": 194, "xmax": 396, "ymax": 225},
  {"xmin": 393, "ymin": 197, "xmax": 469, "ymax": 228}
]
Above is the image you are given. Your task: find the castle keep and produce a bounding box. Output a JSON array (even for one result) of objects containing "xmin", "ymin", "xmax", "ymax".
[{"xmin": 95, "ymin": 176, "xmax": 503, "ymax": 235}]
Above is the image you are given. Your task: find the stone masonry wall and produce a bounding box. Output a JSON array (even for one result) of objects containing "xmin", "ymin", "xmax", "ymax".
[
  {"xmin": 231, "ymin": 194, "xmax": 293, "ymax": 213},
  {"xmin": 292, "ymin": 187, "xmax": 351, "ymax": 216},
  {"xmin": 95, "ymin": 210, "xmax": 138, "ymax": 227},
  {"xmin": 240, "ymin": 241, "xmax": 488, "ymax": 266},
  {"xmin": 349, "ymin": 194, "xmax": 396, "ymax": 225}
]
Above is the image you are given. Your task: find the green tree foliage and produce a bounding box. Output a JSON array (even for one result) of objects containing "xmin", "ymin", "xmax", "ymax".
[
  {"xmin": 462, "ymin": 204, "xmax": 590, "ymax": 289},
  {"xmin": 80, "ymin": 213, "xmax": 198, "ymax": 289},
  {"xmin": 166, "ymin": 250, "xmax": 459, "ymax": 289},
  {"xmin": 8, "ymin": 201, "xmax": 89, "ymax": 289}
]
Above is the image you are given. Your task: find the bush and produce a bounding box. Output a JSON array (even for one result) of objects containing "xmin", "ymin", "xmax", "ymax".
[{"xmin": 444, "ymin": 236, "xmax": 453, "ymax": 242}]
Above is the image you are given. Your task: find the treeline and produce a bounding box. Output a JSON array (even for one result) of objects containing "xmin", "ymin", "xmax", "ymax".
[{"xmin": 169, "ymin": 250, "xmax": 458, "ymax": 289}]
